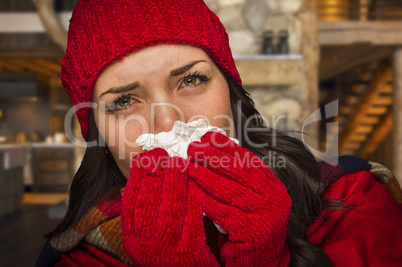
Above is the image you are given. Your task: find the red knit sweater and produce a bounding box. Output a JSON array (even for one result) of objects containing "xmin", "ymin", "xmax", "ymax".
[
  {"xmin": 308, "ymin": 170, "xmax": 402, "ymax": 266},
  {"xmin": 56, "ymin": 170, "xmax": 402, "ymax": 266}
]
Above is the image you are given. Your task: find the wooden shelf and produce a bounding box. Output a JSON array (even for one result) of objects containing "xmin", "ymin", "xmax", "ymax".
[
  {"xmin": 318, "ymin": 21, "xmax": 402, "ymax": 45},
  {"xmin": 234, "ymin": 54, "xmax": 303, "ymax": 87}
]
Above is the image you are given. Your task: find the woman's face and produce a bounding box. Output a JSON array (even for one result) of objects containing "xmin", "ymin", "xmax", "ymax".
[{"xmin": 93, "ymin": 44, "xmax": 235, "ymax": 178}]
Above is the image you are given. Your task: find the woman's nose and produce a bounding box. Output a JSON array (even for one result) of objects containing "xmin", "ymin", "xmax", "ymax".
[{"xmin": 152, "ymin": 102, "xmax": 184, "ymax": 134}]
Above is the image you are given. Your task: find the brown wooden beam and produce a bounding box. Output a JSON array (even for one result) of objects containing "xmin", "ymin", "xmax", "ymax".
[
  {"xmin": 340, "ymin": 66, "xmax": 392, "ymax": 152},
  {"xmin": 298, "ymin": 0, "xmax": 320, "ymax": 149},
  {"xmin": 0, "ymin": 59, "xmax": 26, "ymax": 72},
  {"xmin": 359, "ymin": 111, "xmax": 393, "ymax": 159},
  {"xmin": 12, "ymin": 59, "xmax": 58, "ymax": 77},
  {"xmin": 33, "ymin": 59, "xmax": 61, "ymax": 74},
  {"xmin": 0, "ymin": 47, "xmax": 64, "ymax": 59},
  {"xmin": 393, "ymin": 47, "xmax": 402, "ymax": 186}
]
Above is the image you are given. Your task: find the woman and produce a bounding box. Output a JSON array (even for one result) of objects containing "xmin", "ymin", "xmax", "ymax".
[{"xmin": 36, "ymin": 0, "xmax": 402, "ymax": 266}]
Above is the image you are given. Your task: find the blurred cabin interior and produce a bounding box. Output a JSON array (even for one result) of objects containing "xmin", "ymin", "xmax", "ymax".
[{"xmin": 1, "ymin": 0, "xmax": 402, "ymax": 266}]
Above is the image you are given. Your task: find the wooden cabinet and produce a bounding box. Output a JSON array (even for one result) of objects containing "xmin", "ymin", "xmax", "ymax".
[{"xmin": 31, "ymin": 145, "xmax": 75, "ymax": 192}]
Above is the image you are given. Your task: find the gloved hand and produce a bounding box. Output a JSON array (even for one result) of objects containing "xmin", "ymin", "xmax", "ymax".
[
  {"xmin": 121, "ymin": 148, "xmax": 219, "ymax": 267},
  {"xmin": 187, "ymin": 132, "xmax": 292, "ymax": 266}
]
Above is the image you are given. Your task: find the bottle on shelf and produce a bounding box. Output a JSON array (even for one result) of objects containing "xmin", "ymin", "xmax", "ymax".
[
  {"xmin": 262, "ymin": 30, "xmax": 276, "ymax": 55},
  {"xmin": 276, "ymin": 30, "xmax": 289, "ymax": 55}
]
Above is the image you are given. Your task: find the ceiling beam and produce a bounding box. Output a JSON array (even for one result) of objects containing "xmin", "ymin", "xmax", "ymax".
[
  {"xmin": 33, "ymin": 59, "xmax": 61, "ymax": 74},
  {"xmin": 11, "ymin": 59, "xmax": 58, "ymax": 77},
  {"xmin": 0, "ymin": 59, "xmax": 26, "ymax": 72},
  {"xmin": 0, "ymin": 47, "xmax": 64, "ymax": 59}
]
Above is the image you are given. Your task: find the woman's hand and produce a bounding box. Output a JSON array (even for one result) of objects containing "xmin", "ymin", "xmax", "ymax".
[
  {"xmin": 121, "ymin": 148, "xmax": 219, "ymax": 266},
  {"xmin": 187, "ymin": 132, "xmax": 292, "ymax": 266}
]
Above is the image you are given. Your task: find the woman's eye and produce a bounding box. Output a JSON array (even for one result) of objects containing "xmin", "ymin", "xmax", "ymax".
[
  {"xmin": 117, "ymin": 97, "xmax": 131, "ymax": 108},
  {"xmin": 108, "ymin": 96, "xmax": 134, "ymax": 112},
  {"xmin": 183, "ymin": 77, "xmax": 199, "ymax": 87},
  {"xmin": 180, "ymin": 73, "xmax": 211, "ymax": 89}
]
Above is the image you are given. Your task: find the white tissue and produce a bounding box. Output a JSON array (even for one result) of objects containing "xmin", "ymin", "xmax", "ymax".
[
  {"xmin": 135, "ymin": 119, "xmax": 236, "ymax": 234},
  {"xmin": 135, "ymin": 119, "xmax": 239, "ymax": 159}
]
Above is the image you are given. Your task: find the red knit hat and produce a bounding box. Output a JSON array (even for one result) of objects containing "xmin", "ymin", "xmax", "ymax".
[{"xmin": 61, "ymin": 0, "xmax": 242, "ymax": 140}]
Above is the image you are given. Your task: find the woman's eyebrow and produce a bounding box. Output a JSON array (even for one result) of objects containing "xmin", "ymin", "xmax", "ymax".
[
  {"xmin": 170, "ymin": 60, "xmax": 206, "ymax": 76},
  {"xmin": 99, "ymin": 60, "xmax": 206, "ymax": 98},
  {"xmin": 99, "ymin": 82, "xmax": 139, "ymax": 98}
]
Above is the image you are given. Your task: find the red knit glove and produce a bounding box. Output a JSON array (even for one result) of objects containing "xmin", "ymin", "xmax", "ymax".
[
  {"xmin": 121, "ymin": 148, "xmax": 219, "ymax": 267},
  {"xmin": 187, "ymin": 132, "xmax": 292, "ymax": 266}
]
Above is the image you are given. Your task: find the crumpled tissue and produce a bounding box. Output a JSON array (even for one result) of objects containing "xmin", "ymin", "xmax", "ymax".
[
  {"xmin": 135, "ymin": 119, "xmax": 237, "ymax": 234},
  {"xmin": 135, "ymin": 119, "xmax": 239, "ymax": 159}
]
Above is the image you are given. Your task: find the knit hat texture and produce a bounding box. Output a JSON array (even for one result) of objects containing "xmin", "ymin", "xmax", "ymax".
[{"xmin": 61, "ymin": 0, "xmax": 242, "ymax": 140}]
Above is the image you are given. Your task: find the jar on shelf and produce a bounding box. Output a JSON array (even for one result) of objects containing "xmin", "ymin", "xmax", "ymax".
[
  {"xmin": 276, "ymin": 30, "xmax": 289, "ymax": 54},
  {"xmin": 262, "ymin": 30, "xmax": 276, "ymax": 55}
]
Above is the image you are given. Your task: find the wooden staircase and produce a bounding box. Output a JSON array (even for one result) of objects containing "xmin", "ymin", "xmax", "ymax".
[{"xmin": 330, "ymin": 62, "xmax": 394, "ymax": 158}]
